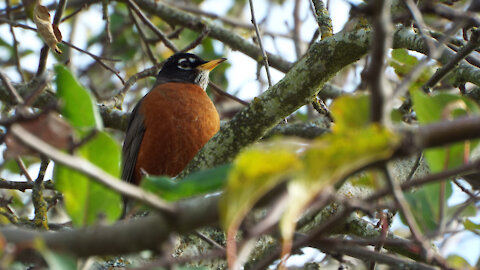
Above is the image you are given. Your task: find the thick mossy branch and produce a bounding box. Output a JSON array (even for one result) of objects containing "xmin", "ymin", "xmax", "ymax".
[
  {"xmin": 179, "ymin": 27, "xmax": 480, "ymax": 177},
  {"xmin": 179, "ymin": 29, "xmax": 372, "ymax": 177},
  {"xmin": 393, "ymin": 27, "xmax": 480, "ymax": 86}
]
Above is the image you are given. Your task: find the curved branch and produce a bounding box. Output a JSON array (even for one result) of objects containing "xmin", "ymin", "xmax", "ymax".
[
  {"xmin": 2, "ymin": 116, "xmax": 480, "ymax": 258},
  {"xmin": 1, "ymin": 195, "xmax": 219, "ymax": 259},
  {"xmin": 130, "ymin": 0, "xmax": 293, "ymax": 73},
  {"xmin": 179, "ymin": 27, "xmax": 480, "ymax": 177}
]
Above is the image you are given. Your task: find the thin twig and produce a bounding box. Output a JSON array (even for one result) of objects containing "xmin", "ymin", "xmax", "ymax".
[
  {"xmin": 404, "ymin": 0, "xmax": 435, "ymax": 56},
  {"xmin": 209, "ymin": 82, "xmax": 249, "ymax": 106},
  {"xmin": 0, "ymin": 71, "xmax": 24, "ymax": 104},
  {"xmin": 61, "ymin": 1, "xmax": 92, "ymax": 22},
  {"xmin": 194, "ymin": 231, "xmax": 225, "ymax": 250},
  {"xmin": 128, "ymin": 6, "xmax": 157, "ymax": 63},
  {"xmin": 292, "ymin": 0, "xmax": 302, "ymax": 59},
  {"xmin": 424, "ymin": 28, "xmax": 480, "ymax": 91},
  {"xmin": 248, "ymin": 0, "xmax": 273, "ymax": 88},
  {"xmin": 406, "ymin": 153, "xmax": 423, "ymax": 182},
  {"xmin": 0, "ymin": 17, "xmax": 36, "ymax": 30},
  {"xmin": 391, "ymin": 23, "xmax": 463, "ymax": 102},
  {"xmin": 113, "ymin": 62, "xmax": 164, "ymax": 102},
  {"xmin": 61, "ymin": 40, "xmax": 125, "ymax": 85},
  {"xmin": 36, "ymin": 0, "xmax": 67, "ymax": 78},
  {"xmin": 102, "ymin": 0, "xmax": 113, "ymax": 44},
  {"xmin": 168, "ymin": 2, "xmax": 291, "ymax": 39},
  {"xmin": 381, "ymin": 165, "xmax": 432, "ymax": 261},
  {"xmin": 368, "ymin": 159, "xmax": 480, "ymax": 203},
  {"xmin": 309, "ymin": 238, "xmax": 437, "ymax": 270},
  {"xmin": 10, "ymin": 124, "xmax": 176, "ymax": 214},
  {"xmin": 52, "ymin": 0, "xmax": 66, "ymax": 25},
  {"xmin": 0, "ymin": 178, "xmax": 55, "ymax": 191},
  {"xmin": 368, "ymin": 0, "xmax": 393, "ymax": 124},
  {"xmin": 5, "ymin": 0, "xmax": 24, "ymax": 82},
  {"xmin": 126, "ymin": 0, "xmax": 179, "ymax": 53},
  {"xmin": 15, "ymin": 157, "xmax": 33, "ymax": 182},
  {"xmin": 180, "ymin": 26, "xmax": 210, "ymax": 53}
]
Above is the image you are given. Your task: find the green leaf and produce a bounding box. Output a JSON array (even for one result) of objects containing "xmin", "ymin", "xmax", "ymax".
[
  {"xmin": 403, "ymin": 182, "xmax": 453, "ymax": 232},
  {"xmin": 42, "ymin": 251, "xmax": 77, "ymax": 270},
  {"xmin": 464, "ymin": 218, "xmax": 480, "ymax": 235},
  {"xmin": 34, "ymin": 238, "xmax": 77, "ymax": 270},
  {"xmin": 141, "ymin": 164, "xmax": 231, "ymax": 201},
  {"xmin": 55, "ymin": 65, "xmax": 102, "ymax": 131},
  {"xmin": 446, "ymin": 254, "xmax": 473, "ymax": 269},
  {"xmin": 392, "ymin": 49, "xmax": 418, "ymax": 66},
  {"xmin": 54, "ymin": 131, "xmax": 122, "ymax": 226},
  {"xmin": 389, "ymin": 49, "xmax": 433, "ymax": 89},
  {"xmin": 220, "ymin": 142, "xmax": 303, "ymax": 231},
  {"xmin": 280, "ymin": 125, "xmax": 399, "ymax": 253},
  {"xmin": 412, "ymin": 89, "xmax": 480, "ymax": 172}
]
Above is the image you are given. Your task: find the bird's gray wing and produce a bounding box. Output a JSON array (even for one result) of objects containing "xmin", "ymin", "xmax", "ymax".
[{"xmin": 121, "ymin": 97, "xmax": 146, "ymax": 184}]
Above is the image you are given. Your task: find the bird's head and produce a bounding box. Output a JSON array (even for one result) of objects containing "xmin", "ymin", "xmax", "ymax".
[{"xmin": 156, "ymin": 53, "xmax": 226, "ymax": 90}]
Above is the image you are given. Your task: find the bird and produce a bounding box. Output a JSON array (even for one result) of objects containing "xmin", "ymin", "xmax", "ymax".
[{"xmin": 121, "ymin": 53, "xmax": 225, "ymax": 216}]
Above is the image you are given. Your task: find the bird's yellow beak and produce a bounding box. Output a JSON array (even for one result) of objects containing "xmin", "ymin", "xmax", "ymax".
[{"xmin": 196, "ymin": 58, "xmax": 227, "ymax": 71}]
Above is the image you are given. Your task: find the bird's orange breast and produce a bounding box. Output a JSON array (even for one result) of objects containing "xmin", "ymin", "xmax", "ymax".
[{"xmin": 133, "ymin": 82, "xmax": 219, "ymax": 184}]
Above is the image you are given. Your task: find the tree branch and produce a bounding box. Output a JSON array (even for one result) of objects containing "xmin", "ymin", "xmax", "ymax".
[{"xmin": 130, "ymin": 0, "xmax": 293, "ymax": 73}]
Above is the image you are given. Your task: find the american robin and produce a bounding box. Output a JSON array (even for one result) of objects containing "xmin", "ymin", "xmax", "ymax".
[{"xmin": 121, "ymin": 52, "xmax": 225, "ymax": 189}]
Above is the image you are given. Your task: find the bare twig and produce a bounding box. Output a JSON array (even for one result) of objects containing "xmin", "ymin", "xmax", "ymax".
[
  {"xmin": 36, "ymin": 0, "xmax": 67, "ymax": 78},
  {"xmin": 180, "ymin": 26, "xmax": 210, "ymax": 53},
  {"xmin": 424, "ymin": 28, "xmax": 480, "ymax": 91},
  {"xmin": 0, "ymin": 178, "xmax": 55, "ymax": 191},
  {"xmin": 102, "ymin": 0, "xmax": 113, "ymax": 44},
  {"xmin": 368, "ymin": 159, "xmax": 480, "ymax": 203},
  {"xmin": 167, "ymin": 2, "xmax": 290, "ymax": 39},
  {"xmin": 36, "ymin": 46, "xmax": 50, "ymax": 78},
  {"xmin": 0, "ymin": 17, "xmax": 36, "ymax": 30},
  {"xmin": 381, "ymin": 166, "xmax": 433, "ymax": 260},
  {"xmin": 5, "ymin": 0, "xmax": 24, "ymax": 82},
  {"xmin": 128, "ymin": 6, "xmax": 157, "ymax": 63},
  {"xmin": 52, "ymin": 0, "xmax": 66, "ymax": 25},
  {"xmin": 404, "ymin": 0, "xmax": 435, "ymax": 55},
  {"xmin": 113, "ymin": 62, "xmax": 164, "ymax": 102},
  {"xmin": 391, "ymin": 23, "xmax": 463, "ymax": 101},
  {"xmin": 9, "ymin": 124, "xmax": 176, "ymax": 214},
  {"xmin": 0, "ymin": 71, "xmax": 24, "ymax": 104},
  {"xmin": 15, "ymin": 157, "xmax": 33, "ymax": 182},
  {"xmin": 194, "ymin": 231, "xmax": 225, "ymax": 250},
  {"xmin": 62, "ymin": 40, "xmax": 125, "ymax": 85},
  {"xmin": 248, "ymin": 0, "xmax": 273, "ymax": 88},
  {"xmin": 209, "ymin": 82, "xmax": 249, "ymax": 106},
  {"xmin": 126, "ymin": 0, "xmax": 179, "ymax": 53},
  {"xmin": 310, "ymin": 238, "xmax": 437, "ymax": 270},
  {"xmin": 61, "ymin": 1, "xmax": 93, "ymax": 22},
  {"xmin": 368, "ymin": 0, "xmax": 393, "ymax": 124},
  {"xmin": 292, "ymin": 0, "xmax": 302, "ymax": 59}
]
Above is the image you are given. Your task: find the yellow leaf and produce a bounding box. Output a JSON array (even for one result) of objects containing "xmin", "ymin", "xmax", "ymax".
[
  {"xmin": 220, "ymin": 141, "xmax": 303, "ymax": 231},
  {"xmin": 279, "ymin": 125, "xmax": 399, "ymax": 264},
  {"xmin": 33, "ymin": 4, "xmax": 62, "ymax": 54},
  {"xmin": 219, "ymin": 140, "xmax": 303, "ymax": 269}
]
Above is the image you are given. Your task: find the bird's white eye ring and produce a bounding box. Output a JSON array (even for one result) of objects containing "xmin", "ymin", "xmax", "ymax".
[{"xmin": 177, "ymin": 58, "xmax": 191, "ymax": 70}]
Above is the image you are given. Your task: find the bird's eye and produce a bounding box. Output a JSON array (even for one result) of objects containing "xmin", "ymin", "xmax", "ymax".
[{"xmin": 177, "ymin": 58, "xmax": 191, "ymax": 70}]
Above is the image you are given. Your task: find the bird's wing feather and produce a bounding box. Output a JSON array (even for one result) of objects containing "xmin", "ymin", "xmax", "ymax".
[{"xmin": 121, "ymin": 97, "xmax": 146, "ymax": 184}]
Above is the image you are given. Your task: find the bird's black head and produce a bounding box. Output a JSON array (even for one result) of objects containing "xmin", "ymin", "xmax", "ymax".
[{"xmin": 156, "ymin": 53, "xmax": 226, "ymax": 90}]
